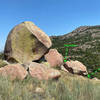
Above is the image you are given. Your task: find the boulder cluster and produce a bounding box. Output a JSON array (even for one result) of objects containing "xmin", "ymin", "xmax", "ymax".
[{"xmin": 1, "ymin": 21, "xmax": 88, "ymax": 80}]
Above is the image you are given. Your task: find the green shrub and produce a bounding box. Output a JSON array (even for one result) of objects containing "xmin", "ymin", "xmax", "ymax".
[
  {"xmin": 0, "ymin": 52, "xmax": 4, "ymax": 60},
  {"xmin": 0, "ymin": 60, "xmax": 7, "ymax": 68}
]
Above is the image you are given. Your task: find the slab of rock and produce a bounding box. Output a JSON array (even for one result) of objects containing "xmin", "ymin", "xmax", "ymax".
[
  {"xmin": 4, "ymin": 21, "xmax": 52, "ymax": 63},
  {"xmin": 0, "ymin": 64, "xmax": 28, "ymax": 80},
  {"xmin": 64, "ymin": 60, "xmax": 88, "ymax": 75},
  {"xmin": 44, "ymin": 49, "xmax": 64, "ymax": 67},
  {"xmin": 29, "ymin": 62, "xmax": 61, "ymax": 80}
]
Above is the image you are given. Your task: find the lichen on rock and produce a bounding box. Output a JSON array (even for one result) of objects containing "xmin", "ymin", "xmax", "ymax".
[{"xmin": 4, "ymin": 21, "xmax": 52, "ymax": 63}]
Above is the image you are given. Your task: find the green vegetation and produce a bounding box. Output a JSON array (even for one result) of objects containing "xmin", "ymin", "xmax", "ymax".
[
  {"xmin": 0, "ymin": 60, "xmax": 7, "ymax": 68},
  {"xmin": 0, "ymin": 52, "xmax": 7, "ymax": 67},
  {"xmin": 51, "ymin": 26, "xmax": 100, "ymax": 79},
  {"xmin": 0, "ymin": 52, "xmax": 4, "ymax": 60},
  {"xmin": 0, "ymin": 71, "xmax": 99, "ymax": 100},
  {"xmin": 64, "ymin": 44, "xmax": 78, "ymax": 47},
  {"xmin": 0, "ymin": 26, "xmax": 100, "ymax": 99}
]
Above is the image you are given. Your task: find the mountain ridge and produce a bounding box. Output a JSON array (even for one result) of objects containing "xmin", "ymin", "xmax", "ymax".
[
  {"xmin": 50, "ymin": 25, "xmax": 100, "ymax": 38},
  {"xmin": 50, "ymin": 25, "xmax": 100, "ymax": 78}
]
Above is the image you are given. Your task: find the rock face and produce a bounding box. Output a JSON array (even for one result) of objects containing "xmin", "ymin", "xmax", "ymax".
[
  {"xmin": 29, "ymin": 62, "xmax": 61, "ymax": 80},
  {"xmin": 0, "ymin": 64, "xmax": 28, "ymax": 80},
  {"xmin": 45, "ymin": 49, "xmax": 63, "ymax": 67},
  {"xmin": 63, "ymin": 60, "xmax": 88, "ymax": 75},
  {"xmin": 4, "ymin": 21, "xmax": 52, "ymax": 63}
]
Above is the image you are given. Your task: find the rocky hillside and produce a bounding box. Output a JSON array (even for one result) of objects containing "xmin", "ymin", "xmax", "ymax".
[
  {"xmin": 0, "ymin": 22, "xmax": 100, "ymax": 100},
  {"xmin": 51, "ymin": 25, "xmax": 100, "ymax": 77}
]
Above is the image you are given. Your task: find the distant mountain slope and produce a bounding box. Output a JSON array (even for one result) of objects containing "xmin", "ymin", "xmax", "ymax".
[{"xmin": 50, "ymin": 25, "xmax": 100, "ymax": 78}]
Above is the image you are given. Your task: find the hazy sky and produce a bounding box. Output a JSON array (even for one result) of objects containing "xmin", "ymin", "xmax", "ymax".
[{"xmin": 0, "ymin": 0, "xmax": 100, "ymax": 51}]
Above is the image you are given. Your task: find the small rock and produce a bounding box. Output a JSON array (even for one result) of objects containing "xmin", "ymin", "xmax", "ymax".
[{"xmin": 35, "ymin": 87, "xmax": 44, "ymax": 93}]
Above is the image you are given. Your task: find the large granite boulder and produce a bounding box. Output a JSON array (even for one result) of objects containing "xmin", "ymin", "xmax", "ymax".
[
  {"xmin": 29, "ymin": 62, "xmax": 61, "ymax": 80},
  {"xmin": 63, "ymin": 60, "xmax": 88, "ymax": 75},
  {"xmin": 44, "ymin": 49, "xmax": 64, "ymax": 67},
  {"xmin": 0, "ymin": 64, "xmax": 28, "ymax": 80},
  {"xmin": 4, "ymin": 21, "xmax": 52, "ymax": 63}
]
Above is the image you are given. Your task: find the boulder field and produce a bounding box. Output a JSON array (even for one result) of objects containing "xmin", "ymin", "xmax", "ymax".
[{"xmin": 0, "ymin": 21, "xmax": 88, "ymax": 80}]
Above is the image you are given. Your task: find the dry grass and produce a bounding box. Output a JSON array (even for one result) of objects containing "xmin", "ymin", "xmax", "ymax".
[
  {"xmin": 0, "ymin": 60, "xmax": 7, "ymax": 68},
  {"xmin": 0, "ymin": 71, "xmax": 99, "ymax": 100}
]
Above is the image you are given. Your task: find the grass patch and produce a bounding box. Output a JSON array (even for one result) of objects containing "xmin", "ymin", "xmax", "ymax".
[
  {"xmin": 0, "ymin": 71, "xmax": 99, "ymax": 100},
  {"xmin": 0, "ymin": 60, "xmax": 8, "ymax": 68}
]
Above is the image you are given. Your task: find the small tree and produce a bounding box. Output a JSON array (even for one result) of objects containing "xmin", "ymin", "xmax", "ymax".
[{"xmin": 0, "ymin": 51, "xmax": 4, "ymax": 60}]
